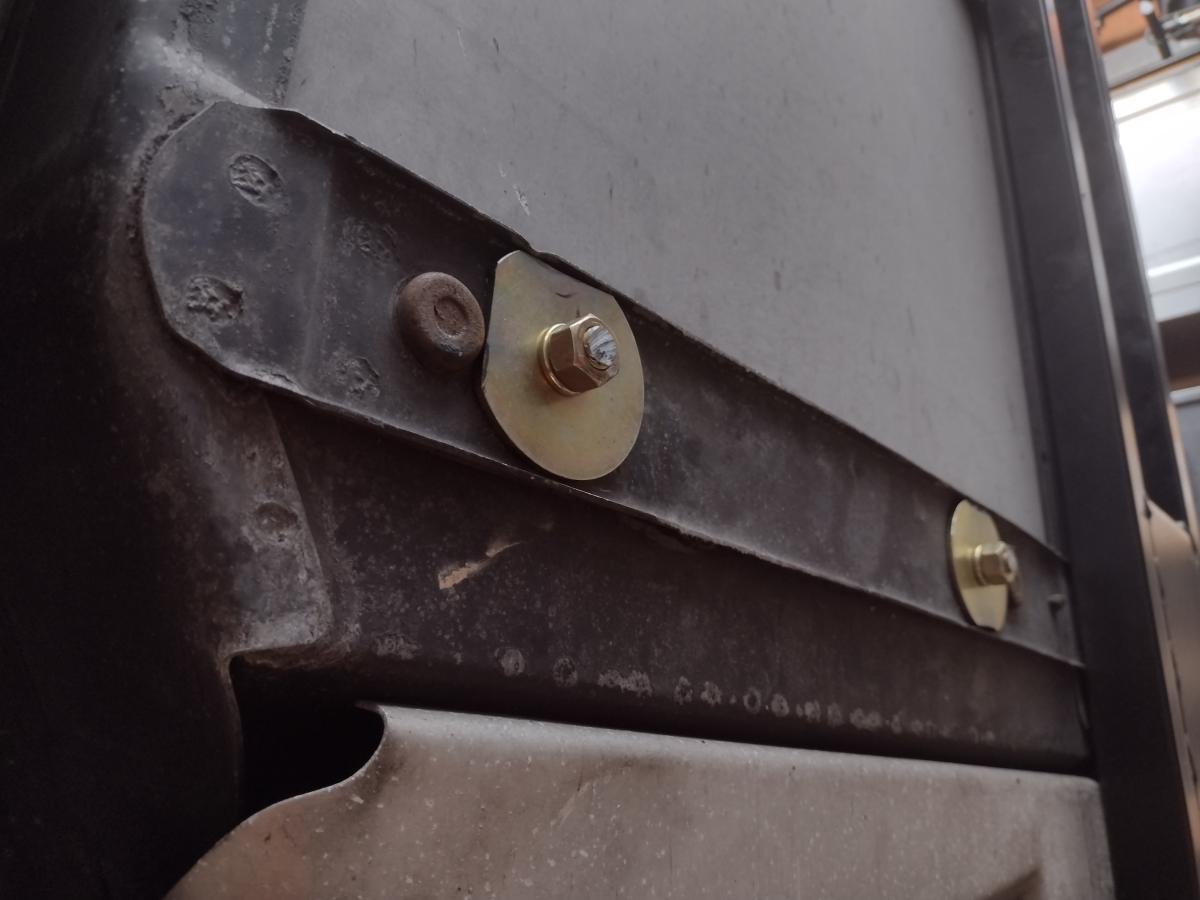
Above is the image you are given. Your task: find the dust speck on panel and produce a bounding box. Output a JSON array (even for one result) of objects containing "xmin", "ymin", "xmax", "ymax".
[
  {"xmin": 674, "ymin": 677, "xmax": 693, "ymax": 704},
  {"xmin": 597, "ymin": 669, "xmax": 652, "ymax": 697},
  {"xmin": 826, "ymin": 703, "xmax": 844, "ymax": 727},
  {"xmin": 799, "ymin": 700, "xmax": 823, "ymax": 723},
  {"xmin": 496, "ymin": 647, "xmax": 526, "ymax": 677},
  {"xmin": 742, "ymin": 687, "xmax": 762, "ymax": 714},
  {"xmin": 552, "ymin": 657, "xmax": 578, "ymax": 688},
  {"xmin": 700, "ymin": 681, "xmax": 722, "ymax": 706}
]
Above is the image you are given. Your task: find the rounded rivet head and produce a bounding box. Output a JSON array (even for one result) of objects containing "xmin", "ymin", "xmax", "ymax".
[
  {"xmin": 538, "ymin": 314, "xmax": 620, "ymax": 395},
  {"xmin": 395, "ymin": 272, "xmax": 485, "ymax": 373}
]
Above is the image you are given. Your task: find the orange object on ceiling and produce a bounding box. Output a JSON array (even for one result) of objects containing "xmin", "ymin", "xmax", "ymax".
[{"xmin": 1091, "ymin": 0, "xmax": 1155, "ymax": 51}]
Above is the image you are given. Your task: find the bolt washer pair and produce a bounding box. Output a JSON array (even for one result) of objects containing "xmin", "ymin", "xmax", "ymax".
[{"xmin": 480, "ymin": 251, "xmax": 645, "ymax": 482}]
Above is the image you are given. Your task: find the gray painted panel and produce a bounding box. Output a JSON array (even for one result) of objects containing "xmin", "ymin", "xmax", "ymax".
[
  {"xmin": 170, "ymin": 706, "xmax": 1113, "ymax": 898},
  {"xmin": 286, "ymin": 0, "xmax": 1045, "ymax": 539}
]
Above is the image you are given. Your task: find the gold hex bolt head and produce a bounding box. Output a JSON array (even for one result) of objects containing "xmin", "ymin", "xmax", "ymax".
[
  {"xmin": 538, "ymin": 314, "xmax": 621, "ymax": 395},
  {"xmin": 972, "ymin": 541, "xmax": 1018, "ymax": 587}
]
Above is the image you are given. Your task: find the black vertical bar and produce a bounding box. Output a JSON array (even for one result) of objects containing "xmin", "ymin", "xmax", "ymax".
[
  {"xmin": 980, "ymin": 1, "xmax": 1200, "ymax": 896},
  {"xmin": 1057, "ymin": 0, "xmax": 1197, "ymax": 535},
  {"xmin": 1143, "ymin": 1, "xmax": 1174, "ymax": 59}
]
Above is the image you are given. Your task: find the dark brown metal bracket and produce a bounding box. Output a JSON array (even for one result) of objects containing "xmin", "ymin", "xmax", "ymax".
[{"xmin": 141, "ymin": 100, "xmax": 1078, "ymax": 663}]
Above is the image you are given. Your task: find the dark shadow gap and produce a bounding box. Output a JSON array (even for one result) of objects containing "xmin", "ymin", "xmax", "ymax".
[{"xmin": 231, "ymin": 658, "xmax": 386, "ymax": 817}]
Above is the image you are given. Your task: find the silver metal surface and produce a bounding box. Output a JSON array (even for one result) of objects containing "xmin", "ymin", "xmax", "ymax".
[
  {"xmin": 1114, "ymin": 59, "xmax": 1200, "ymax": 322},
  {"xmin": 169, "ymin": 705, "xmax": 1113, "ymax": 899},
  {"xmin": 285, "ymin": 0, "xmax": 1048, "ymax": 541}
]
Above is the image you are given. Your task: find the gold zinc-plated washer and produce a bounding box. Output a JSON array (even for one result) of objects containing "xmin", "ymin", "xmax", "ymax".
[
  {"xmin": 949, "ymin": 500, "xmax": 1020, "ymax": 631},
  {"xmin": 480, "ymin": 251, "xmax": 644, "ymax": 481}
]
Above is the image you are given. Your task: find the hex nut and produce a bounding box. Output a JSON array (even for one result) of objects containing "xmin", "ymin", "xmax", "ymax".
[
  {"xmin": 973, "ymin": 541, "xmax": 1018, "ymax": 587},
  {"xmin": 395, "ymin": 272, "xmax": 485, "ymax": 373},
  {"xmin": 538, "ymin": 314, "xmax": 621, "ymax": 395}
]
